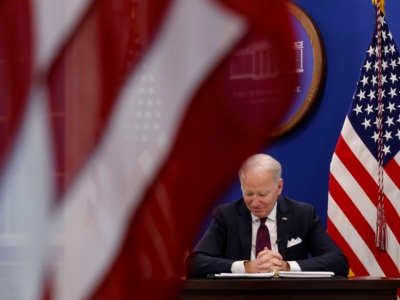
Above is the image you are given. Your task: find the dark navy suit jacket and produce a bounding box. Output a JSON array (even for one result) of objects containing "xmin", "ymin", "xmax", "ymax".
[{"xmin": 187, "ymin": 196, "xmax": 348, "ymax": 277}]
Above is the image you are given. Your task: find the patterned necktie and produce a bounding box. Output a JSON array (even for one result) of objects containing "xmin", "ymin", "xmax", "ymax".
[{"xmin": 255, "ymin": 217, "xmax": 271, "ymax": 256}]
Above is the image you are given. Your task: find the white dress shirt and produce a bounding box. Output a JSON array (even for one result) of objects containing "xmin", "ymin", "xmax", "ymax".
[
  {"xmin": 231, "ymin": 203, "xmax": 301, "ymax": 273},
  {"xmin": 250, "ymin": 204, "xmax": 278, "ymax": 258}
]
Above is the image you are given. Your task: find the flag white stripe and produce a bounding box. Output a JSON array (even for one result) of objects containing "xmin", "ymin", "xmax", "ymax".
[
  {"xmin": 0, "ymin": 94, "xmax": 53, "ymax": 300},
  {"xmin": 389, "ymin": 154, "xmax": 400, "ymax": 210},
  {"xmin": 328, "ymin": 195, "xmax": 384, "ymax": 275},
  {"xmin": 330, "ymin": 154, "xmax": 399, "ymax": 265},
  {"xmin": 340, "ymin": 118, "xmax": 400, "ymax": 216},
  {"xmin": 55, "ymin": 1, "xmax": 246, "ymax": 299},
  {"xmin": 385, "ymin": 228, "xmax": 400, "ymax": 272}
]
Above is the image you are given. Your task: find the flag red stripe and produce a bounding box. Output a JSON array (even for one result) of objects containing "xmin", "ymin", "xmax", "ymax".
[
  {"xmin": 0, "ymin": 0, "xmax": 32, "ymax": 174},
  {"xmin": 329, "ymin": 174, "xmax": 398, "ymax": 275},
  {"xmin": 385, "ymin": 158, "xmax": 400, "ymax": 190},
  {"xmin": 336, "ymin": 136, "xmax": 400, "ymax": 243},
  {"xmin": 327, "ymin": 218, "xmax": 369, "ymax": 276}
]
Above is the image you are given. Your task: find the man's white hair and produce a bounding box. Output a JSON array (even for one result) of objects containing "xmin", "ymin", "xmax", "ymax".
[{"xmin": 239, "ymin": 153, "xmax": 282, "ymax": 182}]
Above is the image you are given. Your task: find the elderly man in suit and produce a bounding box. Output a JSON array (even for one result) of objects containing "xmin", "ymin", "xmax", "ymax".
[{"xmin": 187, "ymin": 153, "xmax": 348, "ymax": 277}]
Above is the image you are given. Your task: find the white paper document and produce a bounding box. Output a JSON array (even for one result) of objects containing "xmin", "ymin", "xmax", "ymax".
[
  {"xmin": 279, "ymin": 271, "xmax": 334, "ymax": 278},
  {"xmin": 214, "ymin": 272, "xmax": 274, "ymax": 278},
  {"xmin": 214, "ymin": 271, "xmax": 334, "ymax": 278}
]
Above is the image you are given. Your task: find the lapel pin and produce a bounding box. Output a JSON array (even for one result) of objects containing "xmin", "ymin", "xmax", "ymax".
[{"xmin": 281, "ymin": 216, "xmax": 288, "ymax": 221}]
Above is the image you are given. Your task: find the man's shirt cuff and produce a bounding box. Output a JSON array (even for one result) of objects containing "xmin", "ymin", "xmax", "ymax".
[
  {"xmin": 287, "ymin": 261, "xmax": 301, "ymax": 271},
  {"xmin": 231, "ymin": 260, "xmax": 246, "ymax": 273}
]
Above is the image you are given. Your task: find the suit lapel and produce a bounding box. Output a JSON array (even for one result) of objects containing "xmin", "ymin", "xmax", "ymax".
[
  {"xmin": 237, "ymin": 200, "xmax": 252, "ymax": 260},
  {"xmin": 276, "ymin": 196, "xmax": 291, "ymax": 257}
]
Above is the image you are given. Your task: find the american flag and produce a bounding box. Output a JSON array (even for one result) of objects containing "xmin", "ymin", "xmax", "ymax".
[
  {"xmin": 327, "ymin": 7, "xmax": 400, "ymax": 279},
  {"xmin": 0, "ymin": 0, "xmax": 297, "ymax": 299}
]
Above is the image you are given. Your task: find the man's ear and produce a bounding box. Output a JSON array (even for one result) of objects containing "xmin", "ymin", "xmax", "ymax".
[{"xmin": 278, "ymin": 178, "xmax": 284, "ymax": 194}]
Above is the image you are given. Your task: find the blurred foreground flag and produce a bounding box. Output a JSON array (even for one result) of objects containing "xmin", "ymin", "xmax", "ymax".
[
  {"xmin": 328, "ymin": 3, "xmax": 400, "ymax": 279},
  {"xmin": 0, "ymin": 0, "xmax": 297, "ymax": 299}
]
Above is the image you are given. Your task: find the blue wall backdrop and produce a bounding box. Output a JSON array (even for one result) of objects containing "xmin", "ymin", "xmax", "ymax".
[{"xmin": 216, "ymin": 0, "xmax": 400, "ymax": 230}]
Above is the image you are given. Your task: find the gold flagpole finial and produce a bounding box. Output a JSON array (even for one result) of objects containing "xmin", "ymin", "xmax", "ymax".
[{"xmin": 372, "ymin": 0, "xmax": 385, "ymax": 14}]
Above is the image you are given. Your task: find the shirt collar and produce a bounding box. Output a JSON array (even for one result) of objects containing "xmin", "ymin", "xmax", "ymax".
[{"xmin": 251, "ymin": 201, "xmax": 277, "ymax": 223}]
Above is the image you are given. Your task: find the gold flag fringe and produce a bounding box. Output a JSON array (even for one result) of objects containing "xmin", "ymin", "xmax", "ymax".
[{"xmin": 372, "ymin": 0, "xmax": 385, "ymax": 14}]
